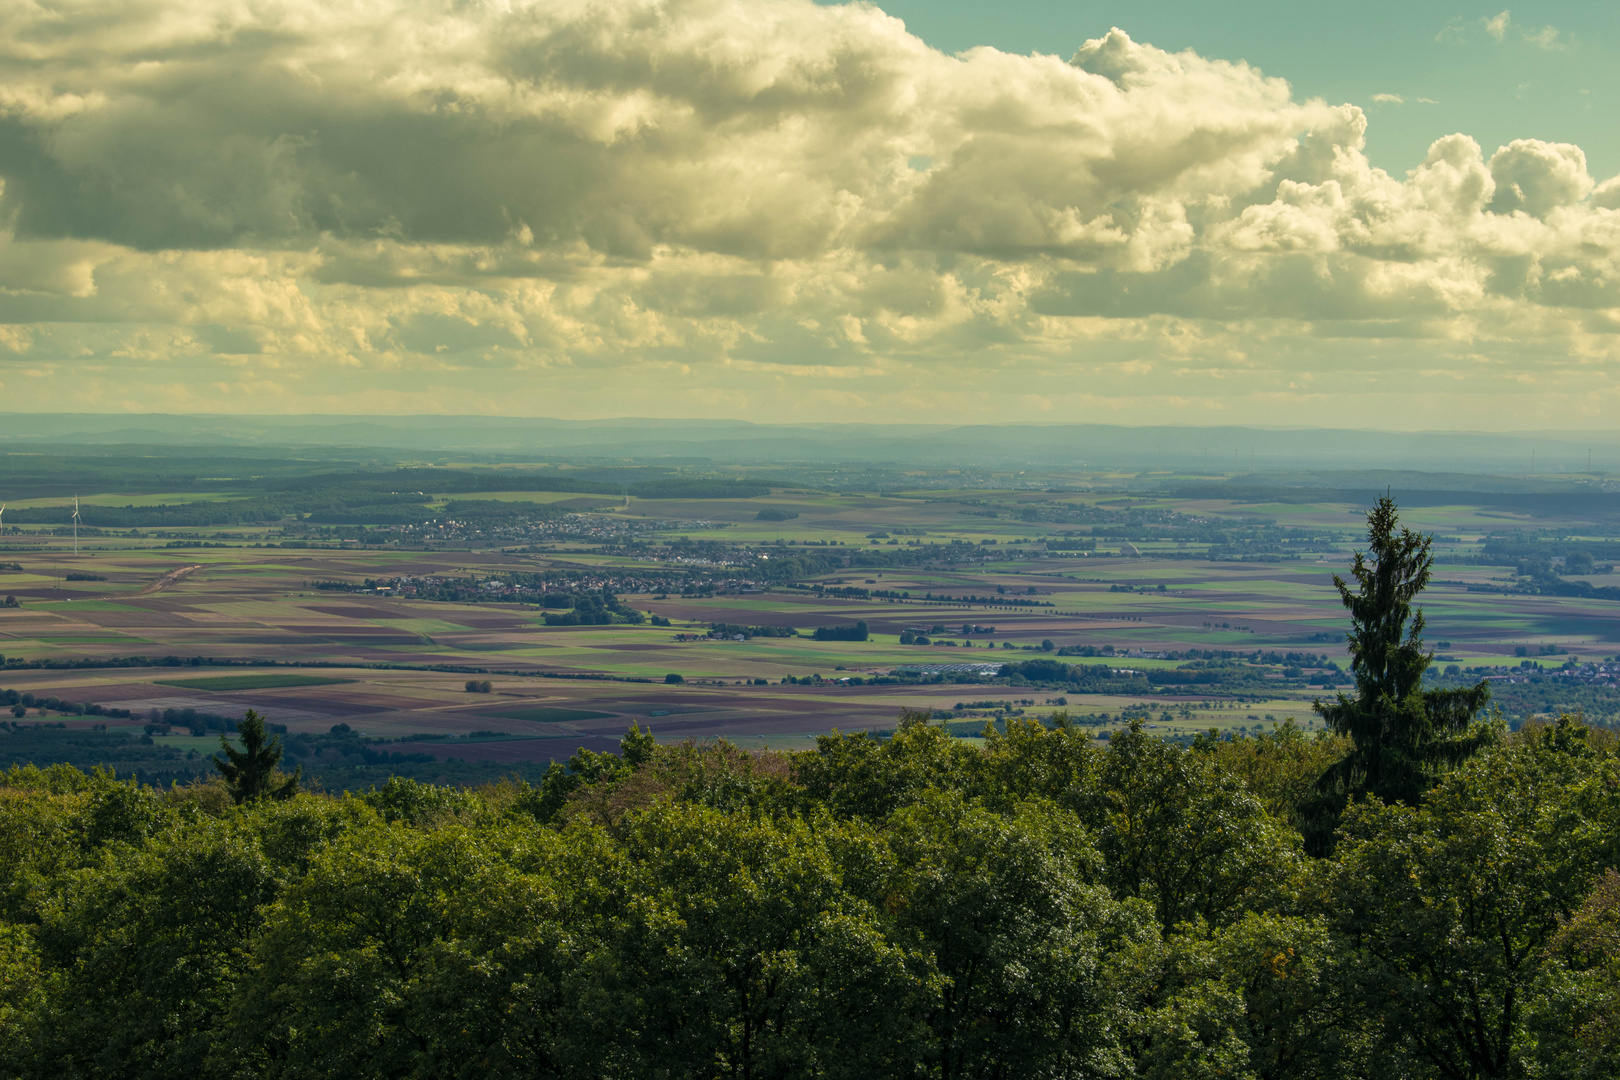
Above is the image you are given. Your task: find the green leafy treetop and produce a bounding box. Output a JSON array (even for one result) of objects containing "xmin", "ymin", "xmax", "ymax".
[
  {"xmin": 214, "ymin": 709, "xmax": 300, "ymax": 804},
  {"xmin": 620, "ymin": 721, "xmax": 656, "ymax": 768},
  {"xmin": 1305, "ymin": 496, "xmax": 1493, "ymax": 853}
]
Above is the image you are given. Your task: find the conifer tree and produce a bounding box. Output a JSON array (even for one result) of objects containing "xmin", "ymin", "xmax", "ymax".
[
  {"xmin": 214, "ymin": 709, "xmax": 300, "ymax": 804},
  {"xmin": 1305, "ymin": 496, "xmax": 1492, "ymax": 853}
]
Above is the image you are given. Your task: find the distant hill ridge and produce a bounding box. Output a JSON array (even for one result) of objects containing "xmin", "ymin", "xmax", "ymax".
[{"xmin": 0, "ymin": 414, "xmax": 1616, "ymax": 476}]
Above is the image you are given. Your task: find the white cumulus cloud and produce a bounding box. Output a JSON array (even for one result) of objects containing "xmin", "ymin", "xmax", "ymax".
[{"xmin": 0, "ymin": 0, "xmax": 1614, "ymax": 426}]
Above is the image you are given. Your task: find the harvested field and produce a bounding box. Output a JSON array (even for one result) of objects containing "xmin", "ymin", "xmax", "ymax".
[{"xmin": 152, "ymin": 674, "xmax": 353, "ymax": 691}]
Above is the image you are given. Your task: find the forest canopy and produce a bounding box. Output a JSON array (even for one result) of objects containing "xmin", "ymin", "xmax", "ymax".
[{"xmin": 0, "ymin": 715, "xmax": 1616, "ymax": 1078}]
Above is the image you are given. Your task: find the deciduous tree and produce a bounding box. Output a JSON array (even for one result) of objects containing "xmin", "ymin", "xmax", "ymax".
[{"xmin": 1331, "ymin": 717, "xmax": 1615, "ymax": 1077}]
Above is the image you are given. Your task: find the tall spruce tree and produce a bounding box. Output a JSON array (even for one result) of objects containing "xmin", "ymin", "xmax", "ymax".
[
  {"xmin": 215, "ymin": 709, "xmax": 300, "ymax": 804},
  {"xmin": 1304, "ymin": 496, "xmax": 1492, "ymax": 853}
]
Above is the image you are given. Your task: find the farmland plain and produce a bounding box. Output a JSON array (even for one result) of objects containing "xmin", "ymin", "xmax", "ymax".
[{"xmin": 5, "ymin": 460, "xmax": 1620, "ymax": 784}]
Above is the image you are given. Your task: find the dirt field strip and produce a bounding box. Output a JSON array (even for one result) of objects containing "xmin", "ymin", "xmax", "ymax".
[{"xmin": 135, "ymin": 565, "xmax": 203, "ymax": 596}]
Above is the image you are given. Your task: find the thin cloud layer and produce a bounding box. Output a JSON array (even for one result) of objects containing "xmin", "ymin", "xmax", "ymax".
[{"xmin": 0, "ymin": 0, "xmax": 1616, "ymax": 424}]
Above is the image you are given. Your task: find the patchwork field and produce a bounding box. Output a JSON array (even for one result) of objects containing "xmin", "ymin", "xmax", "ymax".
[{"xmin": 5, "ymin": 465, "xmax": 1619, "ymax": 782}]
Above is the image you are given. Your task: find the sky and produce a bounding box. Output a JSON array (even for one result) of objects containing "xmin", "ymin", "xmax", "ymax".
[
  {"xmin": 860, "ymin": 2, "xmax": 1620, "ymax": 182},
  {"xmin": 0, "ymin": 0, "xmax": 1617, "ymax": 429}
]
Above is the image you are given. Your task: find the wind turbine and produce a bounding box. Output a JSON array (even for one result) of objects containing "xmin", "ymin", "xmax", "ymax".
[{"xmin": 72, "ymin": 496, "xmax": 80, "ymax": 556}]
